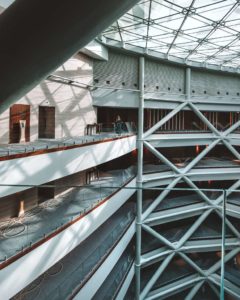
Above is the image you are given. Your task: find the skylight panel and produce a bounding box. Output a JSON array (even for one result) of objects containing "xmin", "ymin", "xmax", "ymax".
[{"xmin": 101, "ymin": 0, "xmax": 240, "ymax": 71}]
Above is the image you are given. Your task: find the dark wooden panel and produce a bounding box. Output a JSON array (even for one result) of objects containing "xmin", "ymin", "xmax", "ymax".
[
  {"xmin": 37, "ymin": 171, "xmax": 87, "ymax": 205},
  {"xmin": 38, "ymin": 186, "xmax": 55, "ymax": 204},
  {"xmin": 38, "ymin": 106, "xmax": 55, "ymax": 139},
  {"xmin": 54, "ymin": 171, "xmax": 87, "ymax": 197},
  {"xmin": 9, "ymin": 104, "xmax": 30, "ymax": 143},
  {"xmin": 98, "ymin": 152, "xmax": 136, "ymax": 171},
  {"xmin": 97, "ymin": 107, "xmax": 138, "ymax": 124}
]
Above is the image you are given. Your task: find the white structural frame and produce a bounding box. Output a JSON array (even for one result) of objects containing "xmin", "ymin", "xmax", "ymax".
[{"xmin": 135, "ymin": 57, "xmax": 240, "ymax": 299}]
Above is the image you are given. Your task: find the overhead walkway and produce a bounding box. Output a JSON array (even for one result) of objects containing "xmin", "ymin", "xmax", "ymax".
[
  {"xmin": 144, "ymin": 191, "xmax": 240, "ymax": 226},
  {"xmin": 0, "ymin": 167, "xmax": 135, "ymax": 263},
  {"xmin": 143, "ymin": 158, "xmax": 240, "ymax": 188},
  {"xmin": 147, "ymin": 133, "xmax": 240, "ymax": 148},
  {"xmin": 0, "ymin": 133, "xmax": 134, "ymax": 159},
  {"xmin": 0, "ymin": 134, "xmax": 136, "ymax": 198}
]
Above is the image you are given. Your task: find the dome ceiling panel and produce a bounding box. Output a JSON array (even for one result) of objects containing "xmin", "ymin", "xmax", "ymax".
[{"xmin": 101, "ymin": 0, "xmax": 240, "ymax": 71}]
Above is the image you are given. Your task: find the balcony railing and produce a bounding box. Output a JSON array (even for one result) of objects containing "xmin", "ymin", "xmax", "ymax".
[
  {"xmin": 0, "ymin": 167, "xmax": 136, "ymax": 263},
  {"xmin": 0, "ymin": 132, "xmax": 135, "ymax": 158},
  {"xmin": 1, "ymin": 184, "xmax": 240, "ymax": 299},
  {"xmin": 86, "ymin": 121, "xmax": 137, "ymax": 135}
]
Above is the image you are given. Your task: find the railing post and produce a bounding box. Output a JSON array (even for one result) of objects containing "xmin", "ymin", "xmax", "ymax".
[{"xmin": 135, "ymin": 56, "xmax": 145, "ymax": 299}]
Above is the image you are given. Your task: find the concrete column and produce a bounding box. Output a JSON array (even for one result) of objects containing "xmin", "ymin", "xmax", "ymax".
[{"xmin": 186, "ymin": 67, "xmax": 191, "ymax": 100}]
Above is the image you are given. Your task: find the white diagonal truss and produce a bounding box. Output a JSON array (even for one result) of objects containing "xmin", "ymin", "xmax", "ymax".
[{"xmin": 135, "ymin": 57, "xmax": 240, "ymax": 299}]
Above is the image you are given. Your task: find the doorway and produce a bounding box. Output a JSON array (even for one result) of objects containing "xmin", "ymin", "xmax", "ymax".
[
  {"xmin": 9, "ymin": 104, "xmax": 30, "ymax": 143},
  {"xmin": 38, "ymin": 106, "xmax": 55, "ymax": 139}
]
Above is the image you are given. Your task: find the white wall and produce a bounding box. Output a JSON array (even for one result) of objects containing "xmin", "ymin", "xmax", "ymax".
[
  {"xmin": 0, "ymin": 53, "xmax": 96, "ymax": 144},
  {"xmin": 0, "ymin": 178, "xmax": 136, "ymax": 299},
  {"xmin": 0, "ymin": 135, "xmax": 137, "ymax": 197}
]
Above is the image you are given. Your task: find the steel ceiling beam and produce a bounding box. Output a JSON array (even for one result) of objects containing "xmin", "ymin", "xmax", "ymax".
[
  {"xmin": 0, "ymin": 0, "xmax": 139, "ymax": 113},
  {"xmin": 146, "ymin": 275, "xmax": 204, "ymax": 300},
  {"xmin": 208, "ymin": 273, "xmax": 240, "ymax": 299},
  {"xmin": 140, "ymin": 253, "xmax": 174, "ymax": 300},
  {"xmin": 166, "ymin": 1, "xmax": 196, "ymax": 55},
  {"xmin": 185, "ymin": 281, "xmax": 204, "ymax": 300}
]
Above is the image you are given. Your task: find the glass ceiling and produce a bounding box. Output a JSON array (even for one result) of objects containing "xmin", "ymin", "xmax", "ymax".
[{"xmin": 100, "ymin": 0, "xmax": 240, "ymax": 70}]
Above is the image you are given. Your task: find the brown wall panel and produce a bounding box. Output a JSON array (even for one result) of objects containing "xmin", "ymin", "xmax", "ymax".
[
  {"xmin": 9, "ymin": 104, "xmax": 30, "ymax": 143},
  {"xmin": 54, "ymin": 171, "xmax": 87, "ymax": 197},
  {"xmin": 97, "ymin": 107, "xmax": 138, "ymax": 125},
  {"xmin": 38, "ymin": 106, "xmax": 55, "ymax": 139}
]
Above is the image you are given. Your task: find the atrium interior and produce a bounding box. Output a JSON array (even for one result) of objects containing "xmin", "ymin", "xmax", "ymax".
[{"xmin": 0, "ymin": 0, "xmax": 240, "ymax": 299}]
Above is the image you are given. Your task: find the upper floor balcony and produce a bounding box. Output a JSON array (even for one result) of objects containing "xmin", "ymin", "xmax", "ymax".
[{"xmin": 0, "ymin": 132, "xmax": 136, "ymax": 198}]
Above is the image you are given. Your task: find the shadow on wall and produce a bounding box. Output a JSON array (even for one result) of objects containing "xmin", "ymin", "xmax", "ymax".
[{"xmin": 0, "ymin": 54, "xmax": 96, "ymax": 144}]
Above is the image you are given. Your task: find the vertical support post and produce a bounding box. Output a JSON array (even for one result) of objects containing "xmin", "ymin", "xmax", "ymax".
[
  {"xmin": 135, "ymin": 56, "xmax": 145, "ymax": 299},
  {"xmin": 220, "ymin": 189, "xmax": 226, "ymax": 300},
  {"xmin": 186, "ymin": 67, "xmax": 191, "ymax": 100}
]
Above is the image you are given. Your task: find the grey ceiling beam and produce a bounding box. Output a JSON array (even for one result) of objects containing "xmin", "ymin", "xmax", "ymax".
[
  {"xmin": 102, "ymin": 38, "xmax": 240, "ymax": 74},
  {"xmin": 0, "ymin": 0, "xmax": 139, "ymax": 114},
  {"xmin": 166, "ymin": 0, "xmax": 196, "ymax": 55}
]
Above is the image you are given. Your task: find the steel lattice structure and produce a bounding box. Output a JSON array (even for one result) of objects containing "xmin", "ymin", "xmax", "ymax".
[
  {"xmin": 101, "ymin": 0, "xmax": 240, "ymax": 74},
  {"xmin": 135, "ymin": 57, "xmax": 240, "ymax": 300}
]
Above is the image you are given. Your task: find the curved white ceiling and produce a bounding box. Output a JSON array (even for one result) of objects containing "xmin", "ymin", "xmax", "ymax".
[{"xmin": 101, "ymin": 0, "xmax": 240, "ymax": 71}]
